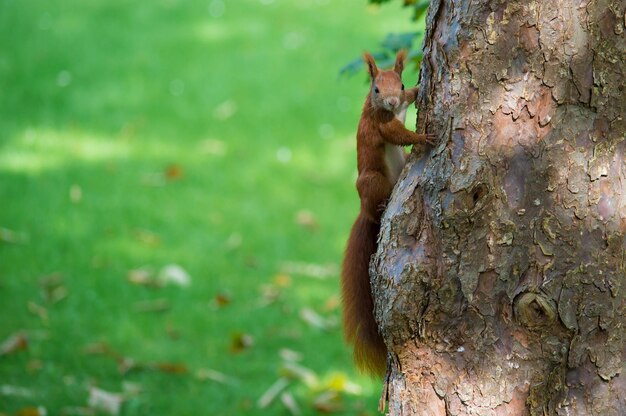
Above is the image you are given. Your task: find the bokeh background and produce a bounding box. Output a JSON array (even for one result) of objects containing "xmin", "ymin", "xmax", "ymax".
[{"xmin": 0, "ymin": 0, "xmax": 424, "ymax": 414}]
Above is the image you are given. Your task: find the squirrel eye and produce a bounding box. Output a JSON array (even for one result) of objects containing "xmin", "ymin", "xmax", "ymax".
[
  {"xmin": 401, "ymin": 84, "xmax": 405, "ymax": 90},
  {"xmin": 374, "ymin": 86, "xmax": 379, "ymax": 94}
]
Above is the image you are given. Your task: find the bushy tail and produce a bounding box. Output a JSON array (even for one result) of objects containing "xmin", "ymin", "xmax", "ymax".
[{"xmin": 341, "ymin": 213, "xmax": 387, "ymax": 376}]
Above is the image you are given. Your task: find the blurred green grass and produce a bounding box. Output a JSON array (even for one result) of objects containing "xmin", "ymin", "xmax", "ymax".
[{"xmin": 0, "ymin": 0, "xmax": 422, "ymax": 414}]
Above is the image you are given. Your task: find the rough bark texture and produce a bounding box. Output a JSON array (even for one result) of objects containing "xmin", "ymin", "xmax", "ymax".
[{"xmin": 371, "ymin": 0, "xmax": 626, "ymax": 414}]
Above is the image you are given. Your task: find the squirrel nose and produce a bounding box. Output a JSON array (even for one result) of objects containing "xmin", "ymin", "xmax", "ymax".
[{"xmin": 384, "ymin": 97, "xmax": 400, "ymax": 108}]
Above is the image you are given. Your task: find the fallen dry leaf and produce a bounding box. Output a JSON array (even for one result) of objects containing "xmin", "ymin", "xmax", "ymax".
[
  {"xmin": 258, "ymin": 285, "xmax": 281, "ymax": 307},
  {"xmin": 165, "ymin": 323, "xmax": 181, "ymax": 340},
  {"xmin": 280, "ymin": 362, "xmax": 318, "ymax": 387},
  {"xmin": 127, "ymin": 268, "xmax": 158, "ymax": 287},
  {"xmin": 195, "ymin": 368, "xmax": 238, "ymax": 386},
  {"xmin": 82, "ymin": 341, "xmax": 187, "ymax": 376},
  {"xmin": 229, "ymin": 332, "xmax": 254, "ymax": 354},
  {"xmin": 150, "ymin": 362, "xmax": 187, "ymax": 374},
  {"xmin": 323, "ymin": 295, "xmax": 340, "ymax": 312},
  {"xmin": 299, "ymin": 308, "xmax": 336, "ymax": 330},
  {"xmin": 273, "ymin": 273, "xmax": 291, "ymax": 288},
  {"xmin": 164, "ymin": 164, "xmax": 183, "ymax": 180},
  {"xmin": 121, "ymin": 381, "xmax": 142, "ymax": 397},
  {"xmin": 313, "ymin": 391, "xmax": 343, "ymax": 413},
  {"xmin": 279, "ymin": 348, "xmax": 302, "ymax": 363},
  {"xmin": 39, "ymin": 273, "xmax": 67, "ymax": 304},
  {"xmin": 294, "ymin": 210, "xmax": 318, "ymax": 231},
  {"xmin": 158, "ymin": 264, "xmax": 191, "ymax": 287},
  {"xmin": 257, "ymin": 377, "xmax": 290, "ymax": 409},
  {"xmin": 280, "ymin": 392, "xmax": 301, "ymax": 416},
  {"xmin": 0, "ymin": 331, "xmax": 28, "ymax": 356},
  {"xmin": 280, "ymin": 262, "xmax": 339, "ymax": 279},
  {"xmin": 16, "ymin": 407, "xmax": 47, "ymax": 416},
  {"xmin": 27, "ymin": 301, "xmax": 48, "ymax": 322},
  {"xmin": 211, "ymin": 291, "xmax": 232, "ymax": 308},
  {"xmin": 88, "ymin": 387, "xmax": 123, "ymax": 415}
]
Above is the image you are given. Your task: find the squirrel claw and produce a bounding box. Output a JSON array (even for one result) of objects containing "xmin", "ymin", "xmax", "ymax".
[{"xmin": 424, "ymin": 134, "xmax": 437, "ymax": 145}]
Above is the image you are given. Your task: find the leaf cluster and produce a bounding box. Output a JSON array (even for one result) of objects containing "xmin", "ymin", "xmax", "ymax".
[{"xmin": 339, "ymin": 0, "xmax": 430, "ymax": 77}]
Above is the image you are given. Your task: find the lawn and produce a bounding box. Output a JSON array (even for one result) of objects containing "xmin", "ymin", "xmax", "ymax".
[{"xmin": 0, "ymin": 1, "xmax": 422, "ymax": 414}]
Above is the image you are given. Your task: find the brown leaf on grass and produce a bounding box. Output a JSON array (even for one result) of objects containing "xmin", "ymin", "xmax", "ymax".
[
  {"xmin": 127, "ymin": 268, "xmax": 159, "ymax": 288},
  {"xmin": 82, "ymin": 341, "xmax": 188, "ymax": 376},
  {"xmin": 121, "ymin": 381, "xmax": 142, "ymax": 397},
  {"xmin": 39, "ymin": 273, "xmax": 67, "ymax": 304},
  {"xmin": 16, "ymin": 408, "xmax": 47, "ymax": 416},
  {"xmin": 323, "ymin": 295, "xmax": 340, "ymax": 312},
  {"xmin": 87, "ymin": 387, "xmax": 124, "ymax": 415},
  {"xmin": 257, "ymin": 377, "xmax": 290, "ymax": 409},
  {"xmin": 229, "ymin": 332, "xmax": 254, "ymax": 354},
  {"xmin": 210, "ymin": 291, "xmax": 232, "ymax": 309},
  {"xmin": 133, "ymin": 298, "xmax": 170, "ymax": 313},
  {"xmin": 280, "ymin": 392, "xmax": 301, "ymax": 416},
  {"xmin": 258, "ymin": 285, "xmax": 281, "ymax": 307},
  {"xmin": 0, "ymin": 331, "xmax": 28, "ymax": 356},
  {"xmin": 280, "ymin": 362, "xmax": 318, "ymax": 387},
  {"xmin": 195, "ymin": 368, "xmax": 238, "ymax": 386},
  {"xmin": 299, "ymin": 308, "xmax": 336, "ymax": 330},
  {"xmin": 278, "ymin": 348, "xmax": 302, "ymax": 363},
  {"xmin": 273, "ymin": 273, "xmax": 291, "ymax": 288},
  {"xmin": 294, "ymin": 210, "xmax": 318, "ymax": 231},
  {"xmin": 82, "ymin": 341, "xmax": 117, "ymax": 356},
  {"xmin": 27, "ymin": 301, "xmax": 48, "ymax": 322},
  {"xmin": 165, "ymin": 323, "xmax": 181, "ymax": 340},
  {"xmin": 280, "ymin": 262, "xmax": 339, "ymax": 279},
  {"xmin": 313, "ymin": 391, "xmax": 343, "ymax": 413},
  {"xmin": 150, "ymin": 362, "xmax": 187, "ymax": 374},
  {"xmin": 164, "ymin": 164, "xmax": 183, "ymax": 180},
  {"xmin": 244, "ymin": 255, "xmax": 259, "ymax": 268}
]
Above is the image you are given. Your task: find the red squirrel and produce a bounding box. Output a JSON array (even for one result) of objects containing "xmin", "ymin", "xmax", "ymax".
[{"xmin": 341, "ymin": 50, "xmax": 434, "ymax": 376}]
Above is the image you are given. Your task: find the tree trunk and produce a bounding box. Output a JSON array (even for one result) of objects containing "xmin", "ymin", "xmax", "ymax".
[{"xmin": 372, "ymin": 0, "xmax": 625, "ymax": 414}]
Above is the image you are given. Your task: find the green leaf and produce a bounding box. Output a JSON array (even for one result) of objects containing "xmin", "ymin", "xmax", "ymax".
[
  {"xmin": 380, "ymin": 31, "xmax": 421, "ymax": 52},
  {"xmin": 413, "ymin": 0, "xmax": 430, "ymax": 20},
  {"xmin": 339, "ymin": 51, "xmax": 389, "ymax": 77}
]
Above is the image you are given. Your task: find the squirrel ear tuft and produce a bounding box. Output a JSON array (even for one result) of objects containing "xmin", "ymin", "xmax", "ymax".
[
  {"xmin": 394, "ymin": 49, "xmax": 407, "ymax": 75},
  {"xmin": 363, "ymin": 52, "xmax": 379, "ymax": 80}
]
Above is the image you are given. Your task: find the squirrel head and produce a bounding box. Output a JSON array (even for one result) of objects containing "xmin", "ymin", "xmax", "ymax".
[{"xmin": 364, "ymin": 50, "xmax": 408, "ymax": 112}]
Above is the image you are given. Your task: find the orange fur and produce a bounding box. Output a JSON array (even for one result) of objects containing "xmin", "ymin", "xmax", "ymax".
[{"xmin": 341, "ymin": 51, "xmax": 434, "ymax": 377}]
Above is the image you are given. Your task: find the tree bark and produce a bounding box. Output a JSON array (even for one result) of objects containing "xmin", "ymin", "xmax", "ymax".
[{"xmin": 372, "ymin": 0, "xmax": 625, "ymax": 414}]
